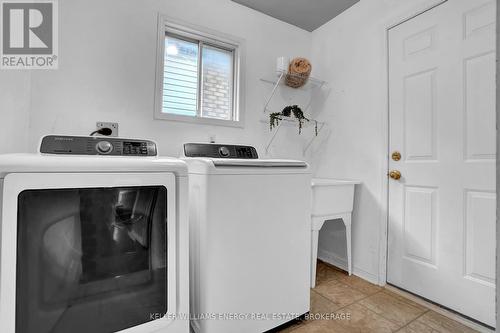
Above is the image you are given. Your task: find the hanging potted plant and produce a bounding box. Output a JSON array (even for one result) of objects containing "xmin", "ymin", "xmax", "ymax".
[{"xmin": 269, "ymin": 105, "xmax": 318, "ymax": 135}]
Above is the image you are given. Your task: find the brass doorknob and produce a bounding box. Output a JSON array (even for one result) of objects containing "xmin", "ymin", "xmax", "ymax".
[
  {"xmin": 389, "ymin": 170, "xmax": 402, "ymax": 180},
  {"xmin": 392, "ymin": 151, "xmax": 401, "ymax": 161}
]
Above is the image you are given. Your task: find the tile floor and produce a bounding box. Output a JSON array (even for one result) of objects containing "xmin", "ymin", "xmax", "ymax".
[{"xmin": 277, "ymin": 260, "xmax": 479, "ymax": 333}]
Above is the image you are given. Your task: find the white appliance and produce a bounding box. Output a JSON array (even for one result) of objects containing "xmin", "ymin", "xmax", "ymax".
[
  {"xmin": 0, "ymin": 135, "xmax": 189, "ymax": 333},
  {"xmin": 182, "ymin": 143, "xmax": 311, "ymax": 333}
]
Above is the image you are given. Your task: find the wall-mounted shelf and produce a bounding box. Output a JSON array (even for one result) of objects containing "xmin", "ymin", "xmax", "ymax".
[
  {"xmin": 263, "ymin": 117, "xmax": 326, "ymax": 154},
  {"xmin": 260, "ymin": 71, "xmax": 326, "ymax": 91},
  {"xmin": 260, "ymin": 70, "xmax": 329, "ymax": 155}
]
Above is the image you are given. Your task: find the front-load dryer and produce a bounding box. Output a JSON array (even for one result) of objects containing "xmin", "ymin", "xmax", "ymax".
[
  {"xmin": 182, "ymin": 143, "xmax": 312, "ymax": 333},
  {"xmin": 0, "ymin": 135, "xmax": 189, "ymax": 333}
]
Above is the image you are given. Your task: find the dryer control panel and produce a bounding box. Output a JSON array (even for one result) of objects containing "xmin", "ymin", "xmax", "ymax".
[
  {"xmin": 40, "ymin": 135, "xmax": 157, "ymax": 156},
  {"xmin": 184, "ymin": 143, "xmax": 258, "ymax": 159}
]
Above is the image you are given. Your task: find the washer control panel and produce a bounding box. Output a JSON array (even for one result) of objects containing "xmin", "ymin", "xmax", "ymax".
[
  {"xmin": 184, "ymin": 143, "xmax": 258, "ymax": 159},
  {"xmin": 40, "ymin": 135, "xmax": 157, "ymax": 156}
]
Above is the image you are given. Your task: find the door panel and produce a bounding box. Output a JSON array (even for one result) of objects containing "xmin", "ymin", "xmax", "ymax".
[
  {"xmin": 387, "ymin": 0, "xmax": 496, "ymax": 326},
  {"xmin": 464, "ymin": 51, "xmax": 496, "ymax": 160},
  {"xmin": 463, "ymin": 2, "xmax": 496, "ymax": 38},
  {"xmin": 404, "ymin": 69, "xmax": 437, "ymax": 161},
  {"xmin": 403, "ymin": 186, "xmax": 437, "ymax": 266},
  {"xmin": 464, "ymin": 190, "xmax": 496, "ymax": 285}
]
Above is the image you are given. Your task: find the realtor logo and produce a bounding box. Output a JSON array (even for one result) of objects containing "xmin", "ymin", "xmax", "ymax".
[{"xmin": 1, "ymin": 0, "xmax": 58, "ymax": 69}]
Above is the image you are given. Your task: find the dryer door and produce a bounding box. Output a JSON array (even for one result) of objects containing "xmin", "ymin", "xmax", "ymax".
[{"xmin": 0, "ymin": 173, "xmax": 177, "ymax": 333}]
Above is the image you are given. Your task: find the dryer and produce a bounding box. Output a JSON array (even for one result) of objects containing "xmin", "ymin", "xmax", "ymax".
[
  {"xmin": 182, "ymin": 143, "xmax": 312, "ymax": 333},
  {"xmin": 0, "ymin": 135, "xmax": 189, "ymax": 333}
]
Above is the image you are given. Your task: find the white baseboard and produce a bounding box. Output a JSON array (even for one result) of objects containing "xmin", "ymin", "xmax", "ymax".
[
  {"xmin": 318, "ymin": 248, "xmax": 379, "ymax": 285},
  {"xmin": 318, "ymin": 248, "xmax": 348, "ymax": 270}
]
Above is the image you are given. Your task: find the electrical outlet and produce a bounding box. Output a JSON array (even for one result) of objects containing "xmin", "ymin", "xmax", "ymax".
[{"xmin": 96, "ymin": 122, "xmax": 119, "ymax": 137}]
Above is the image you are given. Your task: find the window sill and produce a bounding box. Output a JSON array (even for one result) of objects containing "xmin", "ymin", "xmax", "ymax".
[{"xmin": 154, "ymin": 113, "xmax": 244, "ymax": 128}]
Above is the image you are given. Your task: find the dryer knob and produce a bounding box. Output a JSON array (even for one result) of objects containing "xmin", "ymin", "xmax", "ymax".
[
  {"xmin": 96, "ymin": 141, "xmax": 113, "ymax": 154},
  {"xmin": 219, "ymin": 146, "xmax": 230, "ymax": 157}
]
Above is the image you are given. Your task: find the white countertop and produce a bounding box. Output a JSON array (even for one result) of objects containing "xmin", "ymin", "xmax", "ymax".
[{"xmin": 311, "ymin": 178, "xmax": 362, "ymax": 187}]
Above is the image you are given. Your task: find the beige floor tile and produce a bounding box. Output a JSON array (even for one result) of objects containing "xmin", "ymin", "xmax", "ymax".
[
  {"xmin": 287, "ymin": 308, "xmax": 355, "ymax": 333},
  {"xmin": 414, "ymin": 311, "xmax": 479, "ymax": 333},
  {"xmin": 382, "ymin": 289, "xmax": 423, "ymax": 303},
  {"xmin": 358, "ymin": 291, "xmax": 427, "ymax": 326},
  {"xmin": 289, "ymin": 319, "xmax": 349, "ymax": 333},
  {"xmin": 397, "ymin": 320, "xmax": 438, "ymax": 333},
  {"xmin": 277, "ymin": 321, "xmax": 306, "ymax": 333},
  {"xmin": 311, "ymin": 289, "xmax": 341, "ymax": 314},
  {"xmin": 334, "ymin": 303, "xmax": 401, "ymax": 333},
  {"xmin": 276, "ymin": 291, "xmax": 341, "ymax": 332},
  {"xmin": 337, "ymin": 274, "xmax": 382, "ymax": 295},
  {"xmin": 314, "ymin": 280, "xmax": 367, "ymax": 307},
  {"xmin": 315, "ymin": 261, "xmax": 345, "ymax": 286},
  {"xmin": 285, "ymin": 261, "xmax": 480, "ymax": 333}
]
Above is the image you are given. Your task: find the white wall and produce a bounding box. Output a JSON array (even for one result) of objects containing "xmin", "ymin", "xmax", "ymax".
[
  {"xmin": 310, "ymin": 0, "xmax": 446, "ymax": 283},
  {"xmin": 0, "ymin": 72, "xmax": 31, "ymax": 154},
  {"xmin": 20, "ymin": 0, "xmax": 312, "ymax": 159}
]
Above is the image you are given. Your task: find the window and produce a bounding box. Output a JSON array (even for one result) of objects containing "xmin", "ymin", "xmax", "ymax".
[{"xmin": 155, "ymin": 17, "xmax": 243, "ymax": 126}]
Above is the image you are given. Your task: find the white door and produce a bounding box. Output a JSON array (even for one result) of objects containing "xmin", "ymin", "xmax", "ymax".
[{"xmin": 387, "ymin": 0, "xmax": 496, "ymax": 327}]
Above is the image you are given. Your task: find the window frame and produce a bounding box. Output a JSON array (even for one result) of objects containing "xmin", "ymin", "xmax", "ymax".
[{"xmin": 154, "ymin": 15, "xmax": 245, "ymax": 127}]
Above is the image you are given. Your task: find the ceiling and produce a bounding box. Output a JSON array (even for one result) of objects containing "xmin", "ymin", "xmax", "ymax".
[{"xmin": 231, "ymin": 0, "xmax": 360, "ymax": 32}]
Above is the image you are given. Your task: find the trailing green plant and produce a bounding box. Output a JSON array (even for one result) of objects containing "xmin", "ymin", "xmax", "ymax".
[
  {"xmin": 269, "ymin": 105, "xmax": 318, "ymax": 136},
  {"xmin": 269, "ymin": 112, "xmax": 283, "ymax": 131}
]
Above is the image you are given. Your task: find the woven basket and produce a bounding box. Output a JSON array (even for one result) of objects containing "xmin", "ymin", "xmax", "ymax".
[{"xmin": 285, "ymin": 58, "xmax": 312, "ymax": 88}]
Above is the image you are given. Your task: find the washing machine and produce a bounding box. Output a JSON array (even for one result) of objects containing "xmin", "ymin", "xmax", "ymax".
[
  {"xmin": 0, "ymin": 135, "xmax": 189, "ymax": 333},
  {"xmin": 182, "ymin": 143, "xmax": 312, "ymax": 333}
]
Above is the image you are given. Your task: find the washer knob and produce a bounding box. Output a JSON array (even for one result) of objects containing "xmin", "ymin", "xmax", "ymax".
[
  {"xmin": 219, "ymin": 146, "xmax": 230, "ymax": 157},
  {"xmin": 96, "ymin": 141, "xmax": 113, "ymax": 154}
]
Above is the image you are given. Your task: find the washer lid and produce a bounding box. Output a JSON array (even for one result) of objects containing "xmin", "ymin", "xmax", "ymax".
[
  {"xmin": 212, "ymin": 159, "xmax": 307, "ymax": 168},
  {"xmin": 182, "ymin": 157, "xmax": 310, "ymax": 175}
]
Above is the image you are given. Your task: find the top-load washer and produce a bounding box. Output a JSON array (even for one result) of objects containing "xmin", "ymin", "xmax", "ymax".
[
  {"xmin": 0, "ymin": 135, "xmax": 189, "ymax": 333},
  {"xmin": 182, "ymin": 143, "xmax": 312, "ymax": 333}
]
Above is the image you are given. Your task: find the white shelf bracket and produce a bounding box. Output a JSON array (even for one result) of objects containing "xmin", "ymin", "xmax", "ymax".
[
  {"xmin": 265, "ymin": 121, "xmax": 284, "ymax": 154},
  {"xmin": 303, "ymin": 122, "xmax": 326, "ymax": 155},
  {"xmin": 263, "ymin": 71, "xmax": 285, "ymax": 113}
]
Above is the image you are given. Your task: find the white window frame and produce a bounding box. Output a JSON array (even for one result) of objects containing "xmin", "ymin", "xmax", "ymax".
[{"xmin": 154, "ymin": 14, "xmax": 245, "ymax": 128}]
